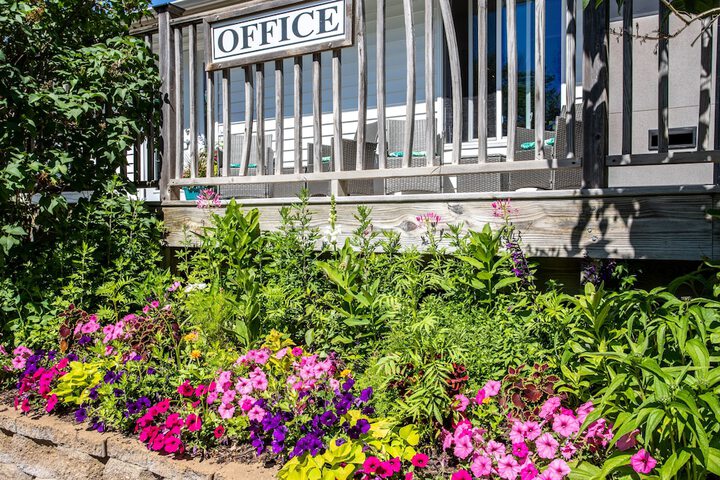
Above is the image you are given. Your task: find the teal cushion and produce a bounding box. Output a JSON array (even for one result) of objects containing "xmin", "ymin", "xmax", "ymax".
[
  {"xmin": 545, "ymin": 137, "xmax": 555, "ymax": 147},
  {"xmin": 520, "ymin": 142, "xmax": 535, "ymax": 150},
  {"xmin": 388, "ymin": 151, "xmax": 427, "ymax": 158}
]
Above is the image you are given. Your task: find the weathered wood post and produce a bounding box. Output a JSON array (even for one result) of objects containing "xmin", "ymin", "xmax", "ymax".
[
  {"xmin": 581, "ymin": 0, "xmax": 609, "ymax": 188},
  {"xmin": 154, "ymin": 1, "xmax": 184, "ymax": 201}
]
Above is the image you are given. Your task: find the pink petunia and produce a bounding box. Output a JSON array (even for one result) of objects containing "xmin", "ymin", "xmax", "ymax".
[
  {"xmin": 575, "ymin": 401, "xmax": 594, "ymax": 424},
  {"xmin": 630, "ymin": 449, "xmax": 657, "ymax": 474},
  {"xmin": 552, "ymin": 414, "xmax": 580, "ymax": 438},
  {"xmin": 545, "ymin": 459, "xmax": 570, "ymax": 479},
  {"xmin": 523, "ymin": 421, "xmax": 542, "ymax": 441},
  {"xmin": 539, "ymin": 397, "xmax": 561, "ymax": 419},
  {"xmin": 11, "ymin": 356, "xmax": 26, "ymax": 370},
  {"xmin": 247, "ymin": 405, "xmax": 266, "ymax": 422},
  {"xmin": 510, "ymin": 421, "xmax": 528, "ymax": 444},
  {"xmin": 471, "ymin": 456, "xmax": 493, "ymax": 477},
  {"xmin": 454, "ymin": 394, "xmax": 470, "ymax": 412},
  {"xmin": 221, "ymin": 389, "xmax": 236, "ymax": 404},
  {"xmin": 560, "ymin": 442, "xmax": 577, "ymax": 460},
  {"xmin": 291, "ymin": 347, "xmax": 303, "ymax": 356},
  {"xmin": 163, "ymin": 436, "xmax": 182, "ymax": 454},
  {"xmin": 453, "ymin": 434, "xmax": 474, "ymax": 459},
  {"xmin": 235, "ymin": 377, "xmax": 253, "ymax": 395},
  {"xmin": 218, "ymin": 403, "xmax": 235, "ymax": 419},
  {"xmin": 476, "ymin": 388, "xmax": 487, "ymax": 405},
  {"xmin": 535, "ymin": 433, "xmax": 559, "ymax": 459},
  {"xmin": 275, "ymin": 347, "xmax": 289, "ymax": 359},
  {"xmin": 496, "ymin": 455, "xmax": 522, "ymax": 480},
  {"xmin": 186, "ymin": 414, "xmax": 202, "ymax": 432},
  {"xmin": 483, "ymin": 380, "xmax": 502, "ymax": 397},
  {"xmin": 485, "ymin": 440, "xmax": 507, "ymax": 458}
]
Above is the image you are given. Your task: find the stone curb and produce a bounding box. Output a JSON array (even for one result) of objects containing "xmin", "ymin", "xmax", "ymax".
[{"xmin": 0, "ymin": 405, "xmax": 278, "ymax": 480}]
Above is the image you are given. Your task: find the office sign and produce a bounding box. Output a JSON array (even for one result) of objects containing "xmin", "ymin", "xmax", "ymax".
[{"xmin": 205, "ymin": 0, "xmax": 353, "ymax": 71}]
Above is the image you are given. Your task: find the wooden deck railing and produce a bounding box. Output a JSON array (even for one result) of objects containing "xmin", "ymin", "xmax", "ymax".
[{"xmin": 131, "ymin": 0, "xmax": 720, "ymax": 202}]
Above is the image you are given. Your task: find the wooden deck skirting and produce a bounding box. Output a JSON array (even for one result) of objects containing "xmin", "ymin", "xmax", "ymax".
[{"xmin": 162, "ymin": 185, "xmax": 720, "ymax": 261}]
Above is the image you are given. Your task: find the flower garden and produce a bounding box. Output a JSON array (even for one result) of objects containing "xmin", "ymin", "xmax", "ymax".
[{"xmin": 1, "ymin": 187, "xmax": 719, "ymax": 480}]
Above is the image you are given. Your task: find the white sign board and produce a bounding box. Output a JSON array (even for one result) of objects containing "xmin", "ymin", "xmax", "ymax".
[{"xmin": 205, "ymin": 0, "xmax": 353, "ymax": 71}]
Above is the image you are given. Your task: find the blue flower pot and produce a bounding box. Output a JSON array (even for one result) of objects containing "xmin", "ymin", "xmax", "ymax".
[{"xmin": 183, "ymin": 186, "xmax": 208, "ymax": 200}]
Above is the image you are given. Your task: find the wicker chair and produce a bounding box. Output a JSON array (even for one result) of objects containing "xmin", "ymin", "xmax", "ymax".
[
  {"xmin": 457, "ymin": 155, "xmax": 508, "ymax": 192},
  {"xmin": 306, "ymin": 135, "xmax": 379, "ymax": 196},
  {"xmin": 507, "ymin": 128, "xmax": 555, "ymax": 190},
  {"xmin": 384, "ymin": 119, "xmax": 444, "ymax": 194},
  {"xmin": 218, "ymin": 134, "xmax": 274, "ymax": 199},
  {"xmin": 552, "ymin": 103, "xmax": 583, "ymax": 189}
]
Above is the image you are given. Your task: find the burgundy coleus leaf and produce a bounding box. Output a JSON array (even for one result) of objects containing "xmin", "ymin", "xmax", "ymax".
[
  {"xmin": 512, "ymin": 392, "xmax": 525, "ymax": 409},
  {"xmin": 524, "ymin": 385, "xmax": 542, "ymax": 402}
]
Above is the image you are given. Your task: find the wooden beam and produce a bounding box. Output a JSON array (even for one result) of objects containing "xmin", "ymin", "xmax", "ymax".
[
  {"xmin": 169, "ymin": 159, "xmax": 581, "ymax": 186},
  {"xmin": 205, "ymin": 70, "xmax": 214, "ymax": 179},
  {"xmin": 605, "ymin": 151, "xmax": 720, "ymax": 166},
  {"xmin": 174, "ymin": 26, "xmax": 184, "ymax": 180},
  {"xmin": 714, "ymin": 19, "xmax": 720, "ymax": 184},
  {"xmin": 332, "ymin": 49, "xmax": 344, "ymax": 178},
  {"xmin": 581, "ymin": 0, "xmax": 609, "ymax": 188},
  {"xmin": 698, "ymin": 18, "xmax": 712, "ymax": 151},
  {"xmin": 163, "ymin": 190, "xmax": 719, "ymax": 261}
]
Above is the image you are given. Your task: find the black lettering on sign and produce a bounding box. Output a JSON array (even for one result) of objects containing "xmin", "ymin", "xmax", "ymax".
[
  {"xmin": 292, "ymin": 11, "xmax": 314, "ymax": 38},
  {"xmin": 217, "ymin": 29, "xmax": 239, "ymax": 53},
  {"xmin": 317, "ymin": 6, "xmax": 339, "ymax": 34}
]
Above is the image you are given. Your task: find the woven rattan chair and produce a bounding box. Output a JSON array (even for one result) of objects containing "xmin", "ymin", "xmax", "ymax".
[
  {"xmin": 508, "ymin": 128, "xmax": 555, "ymax": 190},
  {"xmin": 306, "ymin": 135, "xmax": 379, "ymax": 196},
  {"xmin": 552, "ymin": 104, "xmax": 583, "ymax": 189},
  {"xmin": 457, "ymin": 155, "xmax": 508, "ymax": 192},
  {"xmin": 384, "ymin": 119, "xmax": 444, "ymax": 194},
  {"xmin": 218, "ymin": 134, "xmax": 274, "ymax": 199}
]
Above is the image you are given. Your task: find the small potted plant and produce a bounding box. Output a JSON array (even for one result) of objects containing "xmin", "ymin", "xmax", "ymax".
[{"xmin": 182, "ymin": 143, "xmax": 220, "ymax": 200}]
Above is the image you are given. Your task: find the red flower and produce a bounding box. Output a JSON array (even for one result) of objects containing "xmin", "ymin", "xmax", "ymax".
[
  {"xmin": 214, "ymin": 425, "xmax": 225, "ymax": 439},
  {"xmin": 411, "ymin": 453, "xmax": 429, "ymax": 468},
  {"xmin": 156, "ymin": 399, "xmax": 170, "ymax": 414},
  {"xmin": 186, "ymin": 414, "xmax": 202, "ymax": 432},
  {"xmin": 375, "ymin": 462, "xmax": 393, "ymax": 478},
  {"xmin": 177, "ymin": 381, "xmax": 194, "ymax": 397}
]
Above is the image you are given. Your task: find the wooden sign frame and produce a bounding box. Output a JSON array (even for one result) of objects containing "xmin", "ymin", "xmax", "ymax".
[{"xmin": 204, "ymin": 0, "xmax": 354, "ymax": 71}]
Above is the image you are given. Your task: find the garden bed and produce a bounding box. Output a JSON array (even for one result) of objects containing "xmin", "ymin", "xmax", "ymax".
[{"xmin": 0, "ymin": 403, "xmax": 277, "ymax": 480}]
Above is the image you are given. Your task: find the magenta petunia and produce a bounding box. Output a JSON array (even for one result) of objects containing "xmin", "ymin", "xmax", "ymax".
[
  {"xmin": 451, "ymin": 470, "xmax": 472, "ymax": 480},
  {"xmin": 630, "ymin": 449, "xmax": 657, "ymax": 474},
  {"xmin": 363, "ymin": 456, "xmax": 381, "ymax": 474},
  {"xmin": 411, "ymin": 453, "xmax": 429, "ymax": 468}
]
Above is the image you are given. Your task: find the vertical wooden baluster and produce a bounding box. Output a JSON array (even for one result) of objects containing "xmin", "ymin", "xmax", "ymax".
[
  {"xmin": 293, "ymin": 57, "xmax": 302, "ymax": 174},
  {"xmin": 145, "ymin": 34, "xmax": 154, "ymax": 182},
  {"xmin": 157, "ymin": 6, "xmax": 180, "ymax": 201},
  {"xmin": 241, "ymin": 65, "xmax": 254, "ymax": 175},
  {"xmin": 477, "ymin": 0, "xmax": 487, "ymax": 163},
  {"xmin": 507, "ymin": 0, "xmax": 517, "ymax": 161},
  {"xmin": 332, "ymin": 50, "xmax": 343, "ymax": 171},
  {"xmin": 438, "ymin": 0, "xmax": 463, "ymax": 164},
  {"xmin": 426, "ymin": 0, "xmax": 437, "ymax": 165},
  {"xmin": 658, "ymin": 1, "xmax": 669, "ymax": 153},
  {"xmin": 698, "ymin": 18, "xmax": 712, "ymax": 151},
  {"xmin": 222, "ymin": 68, "xmax": 231, "ymax": 177},
  {"xmin": 357, "ymin": 0, "xmax": 368, "ymax": 171},
  {"xmin": 206, "ymin": 70, "xmax": 215, "ymax": 178},
  {"xmin": 332, "ymin": 49, "xmax": 344, "ymax": 195},
  {"xmin": 174, "ymin": 26, "xmax": 183, "ymax": 180},
  {"xmin": 377, "ymin": 0, "xmax": 387, "ymax": 169},
  {"xmin": 534, "ymin": 0, "xmax": 545, "ymax": 161},
  {"xmin": 312, "ymin": 53, "xmax": 322, "ymax": 173},
  {"xmin": 256, "ymin": 63, "xmax": 265, "ymax": 175},
  {"xmin": 189, "ymin": 24, "xmax": 197, "ymax": 178},
  {"xmin": 275, "ymin": 60, "xmax": 284, "ymax": 175},
  {"xmin": 402, "ymin": 0, "xmax": 415, "ymax": 168},
  {"xmin": 565, "ymin": 0, "xmax": 576, "ymax": 159},
  {"xmin": 714, "ymin": 18, "xmax": 720, "ymax": 184},
  {"xmin": 621, "ymin": 0, "xmax": 632, "ymax": 156}
]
